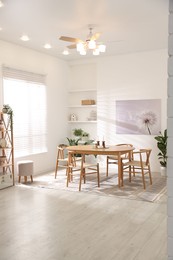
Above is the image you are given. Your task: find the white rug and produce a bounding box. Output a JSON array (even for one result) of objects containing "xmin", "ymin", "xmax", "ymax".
[{"xmin": 16, "ymin": 170, "xmax": 167, "ymax": 203}]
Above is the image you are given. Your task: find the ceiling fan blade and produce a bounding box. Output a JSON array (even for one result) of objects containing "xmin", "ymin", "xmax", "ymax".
[
  {"xmin": 90, "ymin": 32, "xmax": 101, "ymax": 41},
  {"xmin": 67, "ymin": 44, "xmax": 76, "ymax": 49},
  {"xmin": 59, "ymin": 36, "xmax": 83, "ymax": 43}
]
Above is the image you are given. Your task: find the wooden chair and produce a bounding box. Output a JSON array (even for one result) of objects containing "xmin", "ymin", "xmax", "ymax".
[
  {"xmin": 55, "ymin": 144, "xmax": 81, "ymax": 179},
  {"xmin": 67, "ymin": 153, "xmax": 100, "ymax": 191},
  {"xmin": 122, "ymin": 148, "xmax": 152, "ymax": 189},
  {"xmin": 106, "ymin": 143, "xmax": 133, "ymax": 177},
  {"xmin": 55, "ymin": 145, "xmax": 68, "ymax": 179}
]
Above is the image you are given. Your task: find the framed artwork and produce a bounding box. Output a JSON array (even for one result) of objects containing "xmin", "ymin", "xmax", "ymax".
[{"xmin": 116, "ymin": 99, "xmax": 161, "ymax": 135}]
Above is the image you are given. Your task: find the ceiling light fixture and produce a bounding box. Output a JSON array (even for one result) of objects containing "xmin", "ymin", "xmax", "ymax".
[
  {"xmin": 60, "ymin": 26, "xmax": 106, "ymax": 56},
  {"xmin": 20, "ymin": 34, "xmax": 30, "ymax": 41},
  {"xmin": 76, "ymin": 27, "xmax": 106, "ymax": 56},
  {"xmin": 62, "ymin": 49, "xmax": 69, "ymax": 55},
  {"xmin": 44, "ymin": 43, "xmax": 52, "ymax": 49},
  {"xmin": 0, "ymin": 1, "xmax": 4, "ymax": 8}
]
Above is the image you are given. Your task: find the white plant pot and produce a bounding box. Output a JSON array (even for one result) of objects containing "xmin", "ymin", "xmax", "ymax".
[
  {"xmin": 160, "ymin": 166, "xmax": 167, "ymax": 177},
  {"xmin": 82, "ymin": 136, "xmax": 89, "ymax": 142}
]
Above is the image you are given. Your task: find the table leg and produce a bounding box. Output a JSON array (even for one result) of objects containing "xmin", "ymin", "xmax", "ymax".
[
  {"xmin": 67, "ymin": 152, "xmax": 73, "ymax": 186},
  {"xmin": 118, "ymin": 152, "xmax": 122, "ymax": 187},
  {"xmin": 79, "ymin": 154, "xmax": 85, "ymax": 191}
]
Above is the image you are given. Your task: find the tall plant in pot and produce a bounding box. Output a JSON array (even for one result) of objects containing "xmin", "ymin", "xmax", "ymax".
[{"xmin": 154, "ymin": 129, "xmax": 167, "ymax": 176}]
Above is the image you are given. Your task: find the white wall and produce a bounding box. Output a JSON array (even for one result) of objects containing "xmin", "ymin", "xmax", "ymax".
[
  {"xmin": 97, "ymin": 50, "xmax": 167, "ymax": 171},
  {"xmin": 0, "ymin": 40, "xmax": 69, "ymax": 176},
  {"xmin": 168, "ymin": 0, "xmax": 173, "ymax": 258},
  {"xmin": 69, "ymin": 49, "xmax": 167, "ymax": 171}
]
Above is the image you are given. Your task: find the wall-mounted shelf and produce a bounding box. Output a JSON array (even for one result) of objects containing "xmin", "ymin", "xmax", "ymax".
[
  {"xmin": 68, "ymin": 89, "xmax": 97, "ymax": 122},
  {"xmin": 68, "ymin": 105, "xmax": 97, "ymax": 108},
  {"xmin": 68, "ymin": 121, "xmax": 97, "ymax": 123},
  {"xmin": 68, "ymin": 63, "xmax": 97, "ymax": 139},
  {"xmin": 68, "ymin": 89, "xmax": 96, "ymax": 93}
]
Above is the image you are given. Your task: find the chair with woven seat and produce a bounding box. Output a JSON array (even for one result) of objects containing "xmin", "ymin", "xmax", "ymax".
[
  {"xmin": 55, "ymin": 144, "xmax": 81, "ymax": 179},
  {"xmin": 67, "ymin": 152, "xmax": 100, "ymax": 191},
  {"xmin": 122, "ymin": 148, "xmax": 152, "ymax": 189},
  {"xmin": 55, "ymin": 145, "xmax": 68, "ymax": 179},
  {"xmin": 106, "ymin": 143, "xmax": 133, "ymax": 177}
]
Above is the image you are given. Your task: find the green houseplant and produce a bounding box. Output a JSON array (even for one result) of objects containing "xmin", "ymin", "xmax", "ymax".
[
  {"xmin": 154, "ymin": 129, "xmax": 167, "ymax": 175},
  {"xmin": 2, "ymin": 104, "xmax": 13, "ymax": 127},
  {"xmin": 73, "ymin": 128, "xmax": 83, "ymax": 137},
  {"xmin": 66, "ymin": 137, "xmax": 80, "ymax": 146}
]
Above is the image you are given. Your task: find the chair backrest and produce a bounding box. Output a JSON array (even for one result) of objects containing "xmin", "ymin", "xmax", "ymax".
[
  {"xmin": 116, "ymin": 144, "xmax": 133, "ymax": 159},
  {"xmin": 139, "ymin": 149, "xmax": 152, "ymax": 165},
  {"xmin": 57, "ymin": 144, "xmax": 68, "ymax": 160}
]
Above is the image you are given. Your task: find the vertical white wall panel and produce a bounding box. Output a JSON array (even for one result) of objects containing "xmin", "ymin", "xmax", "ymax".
[{"xmin": 168, "ymin": 0, "xmax": 173, "ymax": 258}]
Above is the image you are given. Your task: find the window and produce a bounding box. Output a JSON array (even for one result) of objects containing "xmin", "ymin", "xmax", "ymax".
[{"xmin": 2, "ymin": 66, "xmax": 47, "ymax": 157}]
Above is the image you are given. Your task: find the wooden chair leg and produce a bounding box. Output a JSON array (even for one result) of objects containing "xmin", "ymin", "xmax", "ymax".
[
  {"xmin": 79, "ymin": 170, "xmax": 83, "ymax": 191},
  {"xmin": 129, "ymin": 166, "xmax": 132, "ymax": 182},
  {"xmin": 141, "ymin": 169, "xmax": 146, "ymax": 189},
  {"xmin": 106, "ymin": 158, "xmax": 109, "ymax": 177},
  {"xmin": 31, "ymin": 175, "xmax": 33, "ymax": 182},
  {"xmin": 97, "ymin": 164, "xmax": 100, "ymax": 187},
  {"xmin": 148, "ymin": 166, "xmax": 152, "ymax": 185},
  {"xmin": 24, "ymin": 176, "xmax": 27, "ymax": 183},
  {"xmin": 132, "ymin": 166, "xmax": 135, "ymax": 176},
  {"xmin": 66, "ymin": 167, "xmax": 70, "ymax": 187},
  {"xmin": 18, "ymin": 176, "xmax": 21, "ymax": 183},
  {"xmin": 55, "ymin": 161, "xmax": 58, "ymax": 179},
  {"xmin": 121, "ymin": 164, "xmax": 124, "ymax": 187}
]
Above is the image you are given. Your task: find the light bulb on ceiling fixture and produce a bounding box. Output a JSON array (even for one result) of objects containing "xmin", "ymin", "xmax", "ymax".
[
  {"xmin": 93, "ymin": 49, "xmax": 100, "ymax": 56},
  {"xmin": 88, "ymin": 40, "xmax": 96, "ymax": 49},
  {"xmin": 98, "ymin": 44, "xmax": 106, "ymax": 53},
  {"xmin": 77, "ymin": 42, "xmax": 84, "ymax": 52},
  {"xmin": 80, "ymin": 49, "xmax": 86, "ymax": 55}
]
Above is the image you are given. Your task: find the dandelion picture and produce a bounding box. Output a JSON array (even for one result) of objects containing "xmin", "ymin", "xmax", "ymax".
[
  {"xmin": 137, "ymin": 111, "xmax": 157, "ymax": 135},
  {"xmin": 116, "ymin": 99, "xmax": 161, "ymax": 135}
]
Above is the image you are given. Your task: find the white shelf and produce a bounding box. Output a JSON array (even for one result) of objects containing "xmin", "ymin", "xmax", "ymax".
[
  {"xmin": 68, "ymin": 89, "xmax": 96, "ymax": 93},
  {"xmin": 68, "ymin": 105, "xmax": 97, "ymax": 108},
  {"xmin": 68, "ymin": 121, "xmax": 97, "ymax": 123}
]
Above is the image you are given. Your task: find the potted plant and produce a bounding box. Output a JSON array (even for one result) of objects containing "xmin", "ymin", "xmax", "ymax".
[
  {"xmin": 72, "ymin": 128, "xmax": 83, "ymax": 138},
  {"xmin": 2, "ymin": 104, "xmax": 13, "ymax": 127},
  {"xmin": 66, "ymin": 137, "xmax": 80, "ymax": 146},
  {"xmin": 82, "ymin": 131, "xmax": 89, "ymax": 142},
  {"xmin": 154, "ymin": 129, "xmax": 167, "ymax": 176}
]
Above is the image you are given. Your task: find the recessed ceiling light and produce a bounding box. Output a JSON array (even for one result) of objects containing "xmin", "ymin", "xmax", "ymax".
[
  {"xmin": 62, "ymin": 49, "xmax": 69, "ymax": 55},
  {"xmin": 44, "ymin": 44, "xmax": 52, "ymax": 49},
  {"xmin": 0, "ymin": 1, "xmax": 4, "ymax": 8},
  {"xmin": 0, "ymin": 27, "xmax": 2, "ymax": 31},
  {"xmin": 20, "ymin": 35, "xmax": 30, "ymax": 41}
]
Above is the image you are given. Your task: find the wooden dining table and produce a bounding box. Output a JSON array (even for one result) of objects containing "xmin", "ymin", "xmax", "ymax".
[{"xmin": 67, "ymin": 144, "xmax": 135, "ymax": 187}]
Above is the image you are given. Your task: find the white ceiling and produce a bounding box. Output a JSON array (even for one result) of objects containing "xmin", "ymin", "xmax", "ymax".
[{"xmin": 0, "ymin": 0, "xmax": 169, "ymax": 61}]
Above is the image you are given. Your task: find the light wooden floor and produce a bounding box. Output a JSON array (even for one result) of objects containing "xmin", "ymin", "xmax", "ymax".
[{"xmin": 0, "ymin": 184, "xmax": 167, "ymax": 260}]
